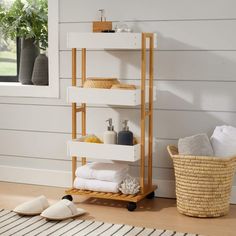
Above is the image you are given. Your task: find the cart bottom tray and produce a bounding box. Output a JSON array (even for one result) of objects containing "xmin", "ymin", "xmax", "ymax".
[{"xmin": 65, "ymin": 185, "xmax": 157, "ymax": 203}]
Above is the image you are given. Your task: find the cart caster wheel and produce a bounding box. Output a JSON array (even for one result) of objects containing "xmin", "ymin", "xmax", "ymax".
[
  {"xmin": 146, "ymin": 191, "xmax": 155, "ymax": 199},
  {"xmin": 127, "ymin": 202, "xmax": 137, "ymax": 212},
  {"xmin": 62, "ymin": 195, "xmax": 73, "ymax": 202}
]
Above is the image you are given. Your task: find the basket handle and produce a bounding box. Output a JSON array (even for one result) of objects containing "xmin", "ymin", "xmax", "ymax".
[{"xmin": 167, "ymin": 145, "xmax": 178, "ymax": 158}]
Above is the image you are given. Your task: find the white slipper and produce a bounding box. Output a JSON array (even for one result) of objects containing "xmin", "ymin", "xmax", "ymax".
[
  {"xmin": 13, "ymin": 195, "xmax": 49, "ymax": 216},
  {"xmin": 40, "ymin": 199, "xmax": 86, "ymax": 220}
]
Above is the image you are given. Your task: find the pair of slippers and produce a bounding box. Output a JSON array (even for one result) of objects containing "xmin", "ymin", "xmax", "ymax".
[{"xmin": 13, "ymin": 195, "xmax": 86, "ymax": 220}]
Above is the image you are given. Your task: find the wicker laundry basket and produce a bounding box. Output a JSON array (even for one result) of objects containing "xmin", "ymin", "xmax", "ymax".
[{"xmin": 167, "ymin": 145, "xmax": 236, "ymax": 218}]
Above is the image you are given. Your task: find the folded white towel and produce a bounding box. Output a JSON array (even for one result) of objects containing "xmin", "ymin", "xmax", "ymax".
[
  {"xmin": 211, "ymin": 126, "xmax": 236, "ymax": 157},
  {"xmin": 74, "ymin": 177, "xmax": 120, "ymax": 193},
  {"xmin": 75, "ymin": 162, "xmax": 129, "ymax": 182},
  {"xmin": 178, "ymin": 133, "xmax": 213, "ymax": 156}
]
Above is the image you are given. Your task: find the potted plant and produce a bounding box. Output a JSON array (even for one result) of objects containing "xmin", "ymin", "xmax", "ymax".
[{"xmin": 0, "ymin": 0, "xmax": 48, "ymax": 85}]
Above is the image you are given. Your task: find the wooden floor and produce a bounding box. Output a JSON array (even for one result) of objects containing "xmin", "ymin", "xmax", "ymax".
[{"xmin": 0, "ymin": 182, "xmax": 235, "ymax": 236}]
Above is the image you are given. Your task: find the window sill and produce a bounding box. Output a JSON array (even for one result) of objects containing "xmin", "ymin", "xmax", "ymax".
[{"xmin": 0, "ymin": 82, "xmax": 59, "ymax": 98}]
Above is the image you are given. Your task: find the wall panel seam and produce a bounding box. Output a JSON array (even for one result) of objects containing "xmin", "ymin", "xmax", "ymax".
[
  {"xmin": 0, "ymin": 155, "xmax": 173, "ymax": 169},
  {"xmin": 59, "ymin": 49, "xmax": 236, "ymax": 52},
  {"xmin": 59, "ymin": 18, "xmax": 236, "ymax": 24},
  {"xmin": 1, "ymin": 104, "xmax": 236, "ymax": 113}
]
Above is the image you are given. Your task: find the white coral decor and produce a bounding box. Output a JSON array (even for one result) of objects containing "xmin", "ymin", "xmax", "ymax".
[{"xmin": 119, "ymin": 175, "xmax": 140, "ymax": 195}]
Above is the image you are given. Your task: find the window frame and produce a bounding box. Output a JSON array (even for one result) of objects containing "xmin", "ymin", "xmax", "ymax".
[
  {"xmin": 0, "ymin": 0, "xmax": 59, "ymax": 98},
  {"xmin": 0, "ymin": 38, "xmax": 21, "ymax": 82}
]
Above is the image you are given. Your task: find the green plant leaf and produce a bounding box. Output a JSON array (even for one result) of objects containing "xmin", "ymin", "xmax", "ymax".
[{"xmin": 0, "ymin": 0, "xmax": 48, "ymax": 50}]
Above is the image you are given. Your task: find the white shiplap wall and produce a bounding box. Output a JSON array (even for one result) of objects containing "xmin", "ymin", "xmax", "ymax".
[{"xmin": 0, "ymin": 0, "xmax": 236, "ymax": 202}]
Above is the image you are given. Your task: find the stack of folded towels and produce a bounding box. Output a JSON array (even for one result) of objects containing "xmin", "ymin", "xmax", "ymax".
[{"xmin": 74, "ymin": 162, "xmax": 129, "ymax": 193}]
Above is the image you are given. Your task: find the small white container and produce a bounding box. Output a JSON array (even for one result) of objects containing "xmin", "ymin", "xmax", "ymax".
[
  {"xmin": 67, "ymin": 86, "xmax": 157, "ymax": 106},
  {"xmin": 68, "ymin": 138, "xmax": 140, "ymax": 162},
  {"xmin": 103, "ymin": 118, "xmax": 117, "ymax": 144}
]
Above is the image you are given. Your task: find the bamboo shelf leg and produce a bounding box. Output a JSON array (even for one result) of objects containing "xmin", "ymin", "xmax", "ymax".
[
  {"xmin": 72, "ymin": 48, "xmax": 77, "ymax": 184},
  {"xmin": 140, "ymin": 33, "xmax": 146, "ymax": 193},
  {"xmin": 148, "ymin": 35, "xmax": 154, "ymax": 187},
  {"xmin": 81, "ymin": 48, "xmax": 87, "ymax": 166}
]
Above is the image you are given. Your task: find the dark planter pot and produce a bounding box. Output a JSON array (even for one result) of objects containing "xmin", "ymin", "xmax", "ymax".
[
  {"xmin": 19, "ymin": 38, "xmax": 40, "ymax": 85},
  {"xmin": 32, "ymin": 54, "xmax": 49, "ymax": 85}
]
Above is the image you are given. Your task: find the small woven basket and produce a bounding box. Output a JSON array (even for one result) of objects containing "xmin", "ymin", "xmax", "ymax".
[
  {"xmin": 83, "ymin": 78, "xmax": 119, "ymax": 89},
  {"xmin": 167, "ymin": 145, "xmax": 236, "ymax": 218}
]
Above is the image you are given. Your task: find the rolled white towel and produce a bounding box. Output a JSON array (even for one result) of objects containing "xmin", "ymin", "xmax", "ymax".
[
  {"xmin": 211, "ymin": 126, "xmax": 236, "ymax": 157},
  {"xmin": 178, "ymin": 133, "xmax": 213, "ymax": 156},
  {"xmin": 74, "ymin": 177, "xmax": 120, "ymax": 193},
  {"xmin": 75, "ymin": 162, "xmax": 129, "ymax": 182}
]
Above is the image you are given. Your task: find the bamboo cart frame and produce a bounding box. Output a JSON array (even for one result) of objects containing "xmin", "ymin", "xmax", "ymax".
[{"xmin": 65, "ymin": 33, "xmax": 157, "ymax": 209}]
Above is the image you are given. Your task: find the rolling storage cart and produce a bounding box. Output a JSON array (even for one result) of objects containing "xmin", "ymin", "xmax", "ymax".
[{"xmin": 64, "ymin": 32, "xmax": 157, "ymax": 211}]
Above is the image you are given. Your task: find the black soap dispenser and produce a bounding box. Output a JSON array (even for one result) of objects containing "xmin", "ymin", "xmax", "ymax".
[{"xmin": 118, "ymin": 120, "xmax": 133, "ymax": 145}]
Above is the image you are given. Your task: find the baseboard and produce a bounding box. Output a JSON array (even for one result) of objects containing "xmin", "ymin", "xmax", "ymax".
[
  {"xmin": 0, "ymin": 165, "xmax": 235, "ymax": 204},
  {"xmin": 230, "ymin": 186, "xmax": 236, "ymax": 204},
  {"xmin": 0, "ymin": 165, "xmax": 71, "ymax": 188}
]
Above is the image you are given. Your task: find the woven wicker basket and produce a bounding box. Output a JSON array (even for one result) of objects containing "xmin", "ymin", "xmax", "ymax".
[
  {"xmin": 167, "ymin": 145, "xmax": 236, "ymax": 218},
  {"xmin": 83, "ymin": 78, "xmax": 119, "ymax": 89}
]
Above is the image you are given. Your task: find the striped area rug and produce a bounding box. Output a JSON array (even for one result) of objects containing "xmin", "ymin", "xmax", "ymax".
[{"xmin": 0, "ymin": 209, "xmax": 200, "ymax": 236}]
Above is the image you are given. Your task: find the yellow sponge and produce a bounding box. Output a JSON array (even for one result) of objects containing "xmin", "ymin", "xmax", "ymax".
[{"xmin": 84, "ymin": 135, "xmax": 103, "ymax": 144}]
